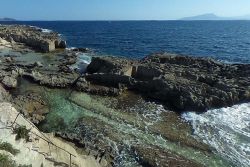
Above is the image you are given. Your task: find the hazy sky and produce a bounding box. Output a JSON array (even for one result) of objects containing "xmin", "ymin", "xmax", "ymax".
[{"xmin": 1, "ymin": 0, "xmax": 250, "ymax": 20}]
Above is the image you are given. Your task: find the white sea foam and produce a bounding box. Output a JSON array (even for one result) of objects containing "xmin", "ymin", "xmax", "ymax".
[
  {"xmin": 182, "ymin": 103, "xmax": 250, "ymax": 167},
  {"xmin": 29, "ymin": 25, "xmax": 53, "ymax": 33},
  {"xmin": 41, "ymin": 28, "xmax": 52, "ymax": 33},
  {"xmin": 69, "ymin": 53, "xmax": 92, "ymax": 73},
  {"xmin": 78, "ymin": 53, "xmax": 92, "ymax": 64}
]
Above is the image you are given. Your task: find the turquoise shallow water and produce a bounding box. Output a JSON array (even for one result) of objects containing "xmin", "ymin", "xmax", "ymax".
[
  {"xmin": 1, "ymin": 45, "xmax": 244, "ymax": 166},
  {"xmin": 12, "ymin": 78, "xmax": 232, "ymax": 167}
]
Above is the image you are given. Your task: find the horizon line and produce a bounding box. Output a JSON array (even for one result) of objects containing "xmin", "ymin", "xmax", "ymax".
[{"xmin": 1, "ymin": 19, "xmax": 250, "ymax": 22}]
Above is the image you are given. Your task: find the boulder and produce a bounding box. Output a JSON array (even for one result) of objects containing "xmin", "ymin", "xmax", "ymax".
[
  {"xmin": 1, "ymin": 76, "xmax": 17, "ymax": 88},
  {"xmin": 0, "ymin": 84, "xmax": 10, "ymax": 102},
  {"xmin": 59, "ymin": 40, "xmax": 67, "ymax": 48},
  {"xmin": 87, "ymin": 56, "xmax": 135, "ymax": 75},
  {"xmin": 34, "ymin": 61, "xmax": 43, "ymax": 67}
]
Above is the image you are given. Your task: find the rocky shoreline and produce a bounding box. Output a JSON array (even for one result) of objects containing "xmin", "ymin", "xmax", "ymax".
[
  {"xmin": 0, "ymin": 25, "xmax": 66, "ymax": 52},
  {"xmin": 85, "ymin": 54, "xmax": 250, "ymax": 112},
  {"xmin": 0, "ymin": 24, "xmax": 249, "ymax": 167},
  {"xmin": 2, "ymin": 25, "xmax": 249, "ymax": 113},
  {"xmin": 3, "ymin": 51, "xmax": 249, "ymax": 113}
]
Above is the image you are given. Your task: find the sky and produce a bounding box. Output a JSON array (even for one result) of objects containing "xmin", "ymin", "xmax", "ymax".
[{"xmin": 1, "ymin": 0, "xmax": 250, "ymax": 20}]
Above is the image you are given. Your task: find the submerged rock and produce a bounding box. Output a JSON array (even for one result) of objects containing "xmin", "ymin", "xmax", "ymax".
[
  {"xmin": 133, "ymin": 145, "xmax": 203, "ymax": 167},
  {"xmin": 34, "ymin": 61, "xmax": 43, "ymax": 67},
  {"xmin": 12, "ymin": 93, "xmax": 49, "ymax": 124}
]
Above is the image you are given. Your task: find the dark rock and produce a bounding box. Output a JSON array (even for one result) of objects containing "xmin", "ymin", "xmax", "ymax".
[
  {"xmin": 5, "ymin": 56, "xmax": 15, "ymax": 63},
  {"xmin": 34, "ymin": 61, "xmax": 43, "ymax": 67},
  {"xmin": 58, "ymin": 40, "xmax": 67, "ymax": 49},
  {"xmin": 85, "ymin": 53, "xmax": 250, "ymax": 112},
  {"xmin": 72, "ymin": 48, "xmax": 90, "ymax": 52},
  {"xmin": 87, "ymin": 56, "xmax": 135, "ymax": 75}
]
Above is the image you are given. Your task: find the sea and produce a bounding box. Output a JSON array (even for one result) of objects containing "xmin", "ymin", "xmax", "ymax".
[
  {"xmin": 1, "ymin": 21, "xmax": 249, "ymax": 167},
  {"xmin": 1, "ymin": 21, "xmax": 250, "ymax": 63}
]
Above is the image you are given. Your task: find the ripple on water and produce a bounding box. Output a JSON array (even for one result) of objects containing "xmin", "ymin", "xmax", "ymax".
[{"xmin": 37, "ymin": 88, "xmax": 231, "ymax": 167}]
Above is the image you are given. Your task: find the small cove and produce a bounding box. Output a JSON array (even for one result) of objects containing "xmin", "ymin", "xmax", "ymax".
[{"xmin": 11, "ymin": 77, "xmax": 232, "ymax": 167}]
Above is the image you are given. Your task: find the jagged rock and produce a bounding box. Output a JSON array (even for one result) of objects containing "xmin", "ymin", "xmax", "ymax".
[
  {"xmin": 5, "ymin": 56, "xmax": 15, "ymax": 63},
  {"xmin": 85, "ymin": 53, "xmax": 250, "ymax": 112},
  {"xmin": 12, "ymin": 93, "xmax": 49, "ymax": 124},
  {"xmin": 59, "ymin": 40, "xmax": 67, "ymax": 48},
  {"xmin": 87, "ymin": 56, "xmax": 135, "ymax": 75},
  {"xmin": 34, "ymin": 61, "xmax": 43, "ymax": 67},
  {"xmin": 1, "ymin": 76, "xmax": 17, "ymax": 88},
  {"xmin": 0, "ymin": 84, "xmax": 10, "ymax": 102}
]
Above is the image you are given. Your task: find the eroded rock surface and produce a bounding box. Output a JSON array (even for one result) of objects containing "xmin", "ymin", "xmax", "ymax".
[
  {"xmin": 85, "ymin": 53, "xmax": 250, "ymax": 112},
  {"xmin": 2, "ymin": 75, "xmax": 17, "ymax": 88},
  {"xmin": 0, "ymin": 84, "xmax": 10, "ymax": 102},
  {"xmin": 0, "ymin": 25, "xmax": 66, "ymax": 52}
]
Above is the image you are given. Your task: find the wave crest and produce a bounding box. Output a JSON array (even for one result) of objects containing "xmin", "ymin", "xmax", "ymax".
[{"xmin": 182, "ymin": 103, "xmax": 250, "ymax": 167}]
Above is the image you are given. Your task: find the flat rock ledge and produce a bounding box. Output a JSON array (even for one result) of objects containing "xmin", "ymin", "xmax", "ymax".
[
  {"xmin": 85, "ymin": 53, "xmax": 250, "ymax": 112},
  {"xmin": 0, "ymin": 25, "xmax": 66, "ymax": 52},
  {"xmin": 1, "ymin": 48, "xmax": 249, "ymax": 112},
  {"xmin": 0, "ymin": 102, "xmax": 102, "ymax": 167}
]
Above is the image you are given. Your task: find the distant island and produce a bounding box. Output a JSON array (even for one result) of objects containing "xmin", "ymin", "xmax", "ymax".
[
  {"xmin": 0, "ymin": 17, "xmax": 16, "ymax": 21},
  {"xmin": 180, "ymin": 13, "xmax": 250, "ymax": 20}
]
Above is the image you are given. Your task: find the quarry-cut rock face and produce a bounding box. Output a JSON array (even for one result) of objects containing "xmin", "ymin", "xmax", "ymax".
[
  {"xmin": 0, "ymin": 25, "xmax": 66, "ymax": 52},
  {"xmin": 85, "ymin": 53, "xmax": 250, "ymax": 112}
]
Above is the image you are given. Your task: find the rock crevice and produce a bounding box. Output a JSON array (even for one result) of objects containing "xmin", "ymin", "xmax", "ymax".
[{"xmin": 84, "ymin": 53, "xmax": 250, "ymax": 112}]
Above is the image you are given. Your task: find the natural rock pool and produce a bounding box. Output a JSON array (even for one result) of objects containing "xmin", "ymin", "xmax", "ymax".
[
  {"xmin": 1, "ymin": 24, "xmax": 249, "ymax": 167},
  {"xmin": 12, "ymin": 78, "xmax": 233, "ymax": 167}
]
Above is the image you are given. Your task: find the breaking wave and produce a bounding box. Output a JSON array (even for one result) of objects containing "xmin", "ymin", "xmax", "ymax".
[{"xmin": 182, "ymin": 103, "xmax": 250, "ymax": 167}]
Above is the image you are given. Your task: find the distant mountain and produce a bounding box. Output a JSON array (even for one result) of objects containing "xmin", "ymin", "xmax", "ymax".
[
  {"xmin": 0, "ymin": 17, "xmax": 16, "ymax": 21},
  {"xmin": 234, "ymin": 14, "xmax": 250, "ymax": 20},
  {"xmin": 180, "ymin": 13, "xmax": 250, "ymax": 20},
  {"xmin": 181, "ymin": 13, "xmax": 221, "ymax": 20}
]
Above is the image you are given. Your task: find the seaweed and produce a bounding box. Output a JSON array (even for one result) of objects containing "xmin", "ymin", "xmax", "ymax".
[{"xmin": 13, "ymin": 126, "xmax": 30, "ymax": 142}]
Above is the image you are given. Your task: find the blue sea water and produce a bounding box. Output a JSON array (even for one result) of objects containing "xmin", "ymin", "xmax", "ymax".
[
  {"xmin": 1, "ymin": 20, "xmax": 250, "ymax": 63},
  {"xmin": 1, "ymin": 21, "xmax": 250, "ymax": 166}
]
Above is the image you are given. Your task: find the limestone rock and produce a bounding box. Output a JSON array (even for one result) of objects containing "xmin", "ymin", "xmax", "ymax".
[
  {"xmin": 0, "ymin": 25, "xmax": 67, "ymax": 52},
  {"xmin": 0, "ymin": 84, "xmax": 10, "ymax": 102},
  {"xmin": 2, "ymin": 76, "xmax": 17, "ymax": 88},
  {"xmin": 85, "ymin": 53, "xmax": 250, "ymax": 112},
  {"xmin": 132, "ymin": 145, "xmax": 203, "ymax": 167}
]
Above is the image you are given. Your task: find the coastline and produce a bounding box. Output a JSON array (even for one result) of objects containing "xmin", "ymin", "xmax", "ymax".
[
  {"xmin": 0, "ymin": 102, "xmax": 103, "ymax": 167},
  {"xmin": 0, "ymin": 24, "xmax": 249, "ymax": 167}
]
